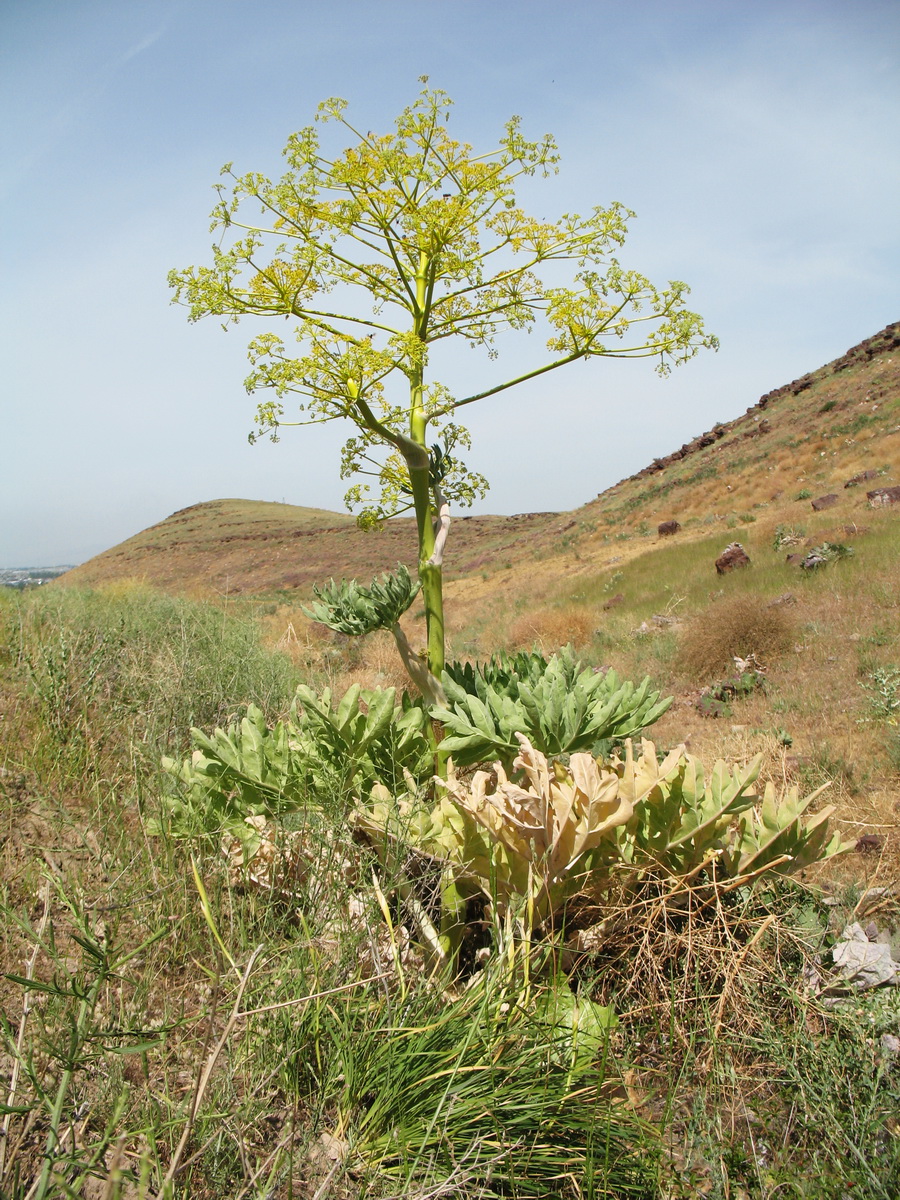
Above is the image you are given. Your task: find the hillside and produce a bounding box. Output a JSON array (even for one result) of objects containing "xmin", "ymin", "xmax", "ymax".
[
  {"xmin": 58, "ymin": 323, "xmax": 899, "ymax": 598},
  {"xmin": 56, "ymin": 497, "xmax": 565, "ymax": 595}
]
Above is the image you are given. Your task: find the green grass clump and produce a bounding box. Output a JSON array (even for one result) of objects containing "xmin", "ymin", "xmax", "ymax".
[{"xmin": 3, "ymin": 583, "xmax": 304, "ymax": 764}]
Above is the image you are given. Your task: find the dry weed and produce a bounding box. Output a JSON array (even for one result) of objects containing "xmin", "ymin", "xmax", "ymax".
[
  {"xmin": 678, "ymin": 594, "xmax": 796, "ymax": 682},
  {"xmin": 567, "ymin": 877, "xmax": 803, "ymax": 1051}
]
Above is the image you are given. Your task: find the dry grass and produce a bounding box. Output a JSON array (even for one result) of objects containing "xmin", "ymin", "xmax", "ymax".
[
  {"xmin": 570, "ymin": 877, "xmax": 796, "ymax": 1049},
  {"xmin": 506, "ymin": 604, "xmax": 598, "ymax": 653},
  {"xmin": 677, "ymin": 593, "xmax": 797, "ymax": 682}
]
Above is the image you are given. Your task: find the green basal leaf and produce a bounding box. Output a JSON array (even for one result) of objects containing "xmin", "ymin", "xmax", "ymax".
[{"xmin": 435, "ymin": 646, "xmax": 672, "ymax": 770}]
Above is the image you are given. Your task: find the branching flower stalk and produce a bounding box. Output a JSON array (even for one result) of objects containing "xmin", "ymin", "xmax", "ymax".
[{"xmin": 170, "ymin": 81, "xmax": 717, "ymax": 685}]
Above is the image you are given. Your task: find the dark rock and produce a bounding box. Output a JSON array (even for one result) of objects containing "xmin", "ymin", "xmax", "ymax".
[
  {"xmin": 602, "ymin": 593, "xmax": 625, "ymax": 610},
  {"xmin": 844, "ymin": 470, "xmax": 880, "ymax": 488},
  {"xmin": 831, "ymin": 322, "xmax": 900, "ymax": 373},
  {"xmin": 715, "ymin": 543, "xmax": 751, "ymax": 575},
  {"xmin": 658, "ymin": 520, "xmax": 681, "ymax": 536},
  {"xmin": 867, "ymin": 486, "xmax": 900, "ymax": 508},
  {"xmin": 856, "ymin": 834, "xmax": 884, "ymax": 855},
  {"xmin": 811, "ymin": 494, "xmax": 839, "ymax": 511}
]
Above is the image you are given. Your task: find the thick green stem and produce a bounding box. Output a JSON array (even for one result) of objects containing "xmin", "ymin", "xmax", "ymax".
[{"xmin": 408, "ymin": 250, "xmax": 445, "ymax": 683}]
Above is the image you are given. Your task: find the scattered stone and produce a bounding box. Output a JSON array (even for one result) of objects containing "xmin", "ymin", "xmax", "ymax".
[
  {"xmin": 856, "ymin": 886, "xmax": 894, "ymax": 914},
  {"xmin": 844, "ymin": 470, "xmax": 879, "ymax": 488},
  {"xmin": 811, "ymin": 493, "xmax": 839, "ymax": 511},
  {"xmin": 651, "ymin": 613, "xmax": 675, "ymax": 627},
  {"xmin": 768, "ymin": 592, "xmax": 798, "ymax": 608},
  {"xmin": 657, "ymin": 520, "xmax": 681, "ymax": 536},
  {"xmin": 880, "ymin": 1033, "xmax": 900, "ymax": 1059},
  {"xmin": 715, "ymin": 542, "xmax": 751, "ymax": 575},
  {"xmin": 831, "ymin": 922, "xmax": 899, "ymax": 991},
  {"xmin": 856, "ymin": 834, "xmax": 884, "ymax": 854},
  {"xmin": 868, "ymin": 485, "xmax": 900, "ymax": 508},
  {"xmin": 800, "ymin": 551, "xmax": 828, "ymax": 570}
]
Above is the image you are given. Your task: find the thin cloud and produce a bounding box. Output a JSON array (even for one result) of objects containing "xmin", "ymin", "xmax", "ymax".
[
  {"xmin": 0, "ymin": 22, "xmax": 168, "ymax": 200},
  {"xmin": 118, "ymin": 26, "xmax": 166, "ymax": 66}
]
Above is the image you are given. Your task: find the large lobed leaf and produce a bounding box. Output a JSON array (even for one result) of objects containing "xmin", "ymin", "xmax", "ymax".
[
  {"xmin": 158, "ymin": 686, "xmax": 433, "ymax": 843},
  {"xmin": 380, "ymin": 735, "xmax": 856, "ymax": 928},
  {"xmin": 434, "ymin": 646, "xmax": 672, "ymax": 769}
]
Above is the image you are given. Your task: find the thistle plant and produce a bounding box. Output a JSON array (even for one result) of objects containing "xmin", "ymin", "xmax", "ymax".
[
  {"xmin": 170, "ymin": 82, "xmax": 716, "ymax": 688},
  {"xmin": 859, "ymin": 665, "xmax": 900, "ymax": 723}
]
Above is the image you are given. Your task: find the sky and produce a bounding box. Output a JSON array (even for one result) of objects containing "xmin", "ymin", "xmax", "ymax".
[{"xmin": 2, "ymin": 0, "xmax": 898, "ymax": 567}]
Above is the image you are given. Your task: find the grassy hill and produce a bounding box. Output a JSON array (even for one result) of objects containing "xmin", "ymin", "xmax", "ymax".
[
  {"xmin": 57, "ymin": 497, "xmax": 564, "ymax": 596},
  {"xmin": 60, "ymin": 322, "xmax": 899, "ymax": 602}
]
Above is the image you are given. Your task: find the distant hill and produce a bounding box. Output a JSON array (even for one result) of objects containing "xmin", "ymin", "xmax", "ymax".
[
  {"xmin": 57, "ymin": 498, "xmax": 565, "ymax": 595},
  {"xmin": 58, "ymin": 323, "xmax": 899, "ymax": 596}
]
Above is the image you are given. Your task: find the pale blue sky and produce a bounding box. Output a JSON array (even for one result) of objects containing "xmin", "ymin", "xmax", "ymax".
[{"xmin": 2, "ymin": 0, "xmax": 898, "ymax": 565}]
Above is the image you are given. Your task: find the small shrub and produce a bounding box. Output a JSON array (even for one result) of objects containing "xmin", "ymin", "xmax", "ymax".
[
  {"xmin": 859, "ymin": 665, "xmax": 900, "ymax": 722},
  {"xmin": 798, "ymin": 748, "xmax": 862, "ymax": 797},
  {"xmin": 795, "ymin": 488, "xmax": 812, "ymax": 500},
  {"xmin": 886, "ymin": 729, "xmax": 900, "ymax": 775},
  {"xmin": 697, "ymin": 665, "xmax": 766, "ymax": 717},
  {"xmin": 678, "ymin": 595, "xmax": 796, "ymax": 682}
]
